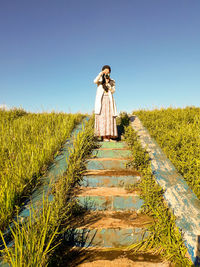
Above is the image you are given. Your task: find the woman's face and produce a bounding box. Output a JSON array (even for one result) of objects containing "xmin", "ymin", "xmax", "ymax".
[{"xmin": 103, "ymin": 68, "xmax": 110, "ymax": 75}]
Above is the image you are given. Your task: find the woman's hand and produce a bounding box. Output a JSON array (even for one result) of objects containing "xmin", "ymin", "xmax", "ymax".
[{"xmin": 105, "ymin": 78, "xmax": 110, "ymax": 84}]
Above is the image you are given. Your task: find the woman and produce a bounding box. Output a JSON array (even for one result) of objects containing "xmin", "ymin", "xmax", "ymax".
[{"xmin": 94, "ymin": 65, "xmax": 118, "ymax": 141}]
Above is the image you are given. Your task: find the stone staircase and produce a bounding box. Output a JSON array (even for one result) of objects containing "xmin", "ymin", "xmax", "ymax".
[{"xmin": 68, "ymin": 141, "xmax": 171, "ymax": 266}]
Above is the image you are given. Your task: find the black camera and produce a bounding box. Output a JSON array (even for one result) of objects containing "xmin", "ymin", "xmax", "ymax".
[
  {"xmin": 102, "ymin": 73, "xmax": 110, "ymax": 79},
  {"xmin": 102, "ymin": 73, "xmax": 110, "ymax": 92}
]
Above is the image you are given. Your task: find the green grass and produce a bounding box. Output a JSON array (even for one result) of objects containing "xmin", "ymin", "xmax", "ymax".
[
  {"xmin": 0, "ymin": 107, "xmax": 28, "ymax": 122},
  {"xmin": 134, "ymin": 106, "xmax": 200, "ymax": 200},
  {"xmin": 1, "ymin": 109, "xmax": 194, "ymax": 266},
  {"xmin": 0, "ymin": 107, "xmax": 83, "ymax": 231},
  {"xmin": 124, "ymin": 122, "xmax": 192, "ymax": 266},
  {"xmin": 0, "ymin": 116, "xmax": 97, "ymax": 267}
]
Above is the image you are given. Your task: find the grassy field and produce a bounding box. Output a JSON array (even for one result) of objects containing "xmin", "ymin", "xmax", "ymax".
[
  {"xmin": 134, "ymin": 106, "xmax": 200, "ymax": 200},
  {"xmin": 0, "ymin": 107, "xmax": 83, "ymax": 231},
  {"xmin": 0, "ymin": 116, "xmax": 96, "ymax": 266},
  {"xmin": 0, "ymin": 108, "xmax": 196, "ymax": 266}
]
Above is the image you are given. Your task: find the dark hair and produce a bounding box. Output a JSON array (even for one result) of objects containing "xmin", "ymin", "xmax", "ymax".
[{"xmin": 102, "ymin": 65, "xmax": 111, "ymax": 73}]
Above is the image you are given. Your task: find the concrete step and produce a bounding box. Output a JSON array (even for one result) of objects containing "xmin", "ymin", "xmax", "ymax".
[
  {"xmin": 92, "ymin": 149, "xmax": 132, "ymax": 159},
  {"xmin": 99, "ymin": 141, "xmax": 128, "ymax": 149},
  {"xmin": 77, "ymin": 259, "xmax": 170, "ymax": 267},
  {"xmin": 67, "ymin": 211, "xmax": 152, "ymax": 248},
  {"xmin": 71, "ymin": 228, "xmax": 148, "ymax": 248},
  {"xmin": 86, "ymin": 158, "xmax": 129, "ymax": 170},
  {"xmin": 62, "ymin": 140, "xmax": 172, "ymax": 266},
  {"xmin": 63, "ymin": 247, "xmax": 171, "ymax": 267},
  {"xmin": 76, "ymin": 187, "xmax": 144, "ymax": 211},
  {"xmin": 81, "ymin": 174, "xmax": 140, "ymax": 188},
  {"xmin": 84, "ymin": 170, "xmax": 140, "ymax": 177}
]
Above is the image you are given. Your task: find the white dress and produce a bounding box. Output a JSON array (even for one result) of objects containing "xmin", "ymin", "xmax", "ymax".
[{"xmin": 93, "ymin": 72, "xmax": 118, "ymax": 137}]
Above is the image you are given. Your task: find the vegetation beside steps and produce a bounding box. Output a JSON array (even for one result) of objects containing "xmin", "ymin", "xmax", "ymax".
[
  {"xmin": 123, "ymin": 117, "xmax": 193, "ymax": 266},
  {"xmin": 0, "ymin": 107, "xmax": 83, "ymax": 232},
  {"xmin": 0, "ymin": 115, "xmax": 97, "ymax": 266},
  {"xmin": 0, "ymin": 111, "xmax": 194, "ymax": 266},
  {"xmin": 134, "ymin": 107, "xmax": 200, "ymax": 200}
]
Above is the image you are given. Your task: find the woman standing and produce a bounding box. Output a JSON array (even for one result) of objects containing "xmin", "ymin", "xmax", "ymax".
[{"xmin": 94, "ymin": 65, "xmax": 118, "ymax": 141}]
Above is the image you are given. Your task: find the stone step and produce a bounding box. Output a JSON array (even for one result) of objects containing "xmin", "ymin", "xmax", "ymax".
[
  {"xmin": 71, "ymin": 228, "xmax": 148, "ymax": 248},
  {"xmin": 76, "ymin": 187, "xmax": 144, "ymax": 211},
  {"xmin": 77, "ymin": 259, "xmax": 170, "ymax": 267},
  {"xmin": 81, "ymin": 175, "xmax": 140, "ymax": 187},
  {"xmin": 64, "ymin": 247, "xmax": 171, "ymax": 266},
  {"xmin": 99, "ymin": 141, "xmax": 128, "ymax": 149},
  {"xmin": 67, "ymin": 211, "xmax": 152, "ymax": 248},
  {"xmin": 86, "ymin": 158, "xmax": 129, "ymax": 170},
  {"xmin": 92, "ymin": 149, "xmax": 132, "ymax": 159},
  {"xmin": 62, "ymin": 139, "xmax": 172, "ymax": 265},
  {"xmin": 84, "ymin": 169, "xmax": 140, "ymax": 177}
]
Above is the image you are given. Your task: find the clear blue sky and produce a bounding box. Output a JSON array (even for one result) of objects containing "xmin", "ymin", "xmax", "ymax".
[{"xmin": 0, "ymin": 0, "xmax": 200, "ymax": 113}]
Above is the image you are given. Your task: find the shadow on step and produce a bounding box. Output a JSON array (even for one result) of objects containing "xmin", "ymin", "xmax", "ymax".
[{"xmin": 51, "ymin": 246, "xmax": 170, "ymax": 267}]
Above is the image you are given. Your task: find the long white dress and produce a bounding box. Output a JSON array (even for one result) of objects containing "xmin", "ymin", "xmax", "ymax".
[{"xmin": 93, "ymin": 73, "xmax": 118, "ymax": 137}]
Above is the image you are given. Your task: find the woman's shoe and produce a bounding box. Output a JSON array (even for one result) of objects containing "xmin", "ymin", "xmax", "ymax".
[{"xmin": 103, "ymin": 138, "xmax": 110, "ymax": 142}]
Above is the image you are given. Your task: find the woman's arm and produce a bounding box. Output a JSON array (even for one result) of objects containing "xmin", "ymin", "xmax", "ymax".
[{"xmin": 94, "ymin": 71, "xmax": 103, "ymax": 84}]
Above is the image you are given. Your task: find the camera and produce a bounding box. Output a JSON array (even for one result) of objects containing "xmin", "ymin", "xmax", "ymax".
[
  {"xmin": 102, "ymin": 73, "xmax": 110, "ymax": 79},
  {"xmin": 101, "ymin": 73, "xmax": 110, "ymax": 92}
]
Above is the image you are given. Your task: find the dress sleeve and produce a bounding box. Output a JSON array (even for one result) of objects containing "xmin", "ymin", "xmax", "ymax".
[{"xmin": 94, "ymin": 72, "xmax": 103, "ymax": 84}]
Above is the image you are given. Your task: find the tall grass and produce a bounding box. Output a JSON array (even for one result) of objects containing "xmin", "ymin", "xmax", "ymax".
[
  {"xmin": 0, "ymin": 195, "xmax": 61, "ymax": 266},
  {"xmin": 134, "ymin": 106, "xmax": 200, "ymax": 199},
  {"xmin": 0, "ymin": 108, "xmax": 83, "ymax": 231},
  {"xmin": 0, "ymin": 116, "xmax": 97, "ymax": 266},
  {"xmin": 124, "ymin": 123, "xmax": 192, "ymax": 266},
  {"xmin": 0, "ymin": 107, "xmax": 28, "ymax": 122}
]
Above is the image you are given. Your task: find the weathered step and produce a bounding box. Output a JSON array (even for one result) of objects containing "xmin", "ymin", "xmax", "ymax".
[
  {"xmin": 86, "ymin": 158, "xmax": 129, "ymax": 170},
  {"xmin": 92, "ymin": 149, "xmax": 132, "ymax": 159},
  {"xmin": 77, "ymin": 187, "xmax": 144, "ymax": 211},
  {"xmin": 99, "ymin": 141, "xmax": 128, "ymax": 149},
  {"xmin": 67, "ymin": 211, "xmax": 152, "ymax": 248},
  {"xmin": 64, "ymin": 247, "xmax": 171, "ymax": 267},
  {"xmin": 81, "ymin": 175, "xmax": 140, "ymax": 187},
  {"xmin": 72, "ymin": 228, "xmax": 148, "ymax": 248},
  {"xmin": 85, "ymin": 169, "xmax": 140, "ymax": 176},
  {"xmin": 77, "ymin": 259, "xmax": 170, "ymax": 267}
]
